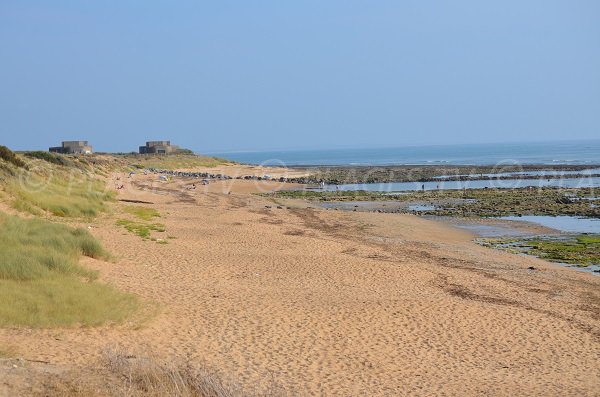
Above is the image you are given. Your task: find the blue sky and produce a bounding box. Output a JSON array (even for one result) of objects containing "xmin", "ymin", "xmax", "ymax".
[{"xmin": 1, "ymin": 1, "xmax": 599, "ymax": 153}]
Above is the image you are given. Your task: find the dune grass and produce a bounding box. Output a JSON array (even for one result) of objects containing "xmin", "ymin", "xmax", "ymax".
[
  {"xmin": 0, "ymin": 213, "xmax": 138, "ymax": 327},
  {"xmin": 37, "ymin": 346, "xmax": 288, "ymax": 397},
  {"xmin": 0, "ymin": 215, "xmax": 108, "ymax": 281},
  {"xmin": 8, "ymin": 169, "xmax": 114, "ymax": 218},
  {"xmin": 0, "ymin": 150, "xmax": 114, "ymax": 218},
  {"xmin": 122, "ymin": 154, "xmax": 231, "ymax": 170},
  {"xmin": 0, "ymin": 278, "xmax": 139, "ymax": 327},
  {"xmin": 23, "ymin": 151, "xmax": 71, "ymax": 166}
]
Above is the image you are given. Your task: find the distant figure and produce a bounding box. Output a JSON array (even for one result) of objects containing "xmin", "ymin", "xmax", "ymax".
[{"xmin": 422, "ymin": 184, "xmax": 425, "ymax": 191}]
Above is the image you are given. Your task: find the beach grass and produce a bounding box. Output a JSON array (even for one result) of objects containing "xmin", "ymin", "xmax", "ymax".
[
  {"xmin": 121, "ymin": 154, "xmax": 232, "ymax": 170},
  {"xmin": 0, "ymin": 213, "xmax": 138, "ymax": 327},
  {"xmin": 38, "ymin": 346, "xmax": 286, "ymax": 397},
  {"xmin": 23, "ymin": 151, "xmax": 72, "ymax": 166},
  {"xmin": 0, "ymin": 277, "xmax": 138, "ymax": 328},
  {"xmin": 7, "ymin": 169, "xmax": 114, "ymax": 218},
  {"xmin": 0, "ymin": 149, "xmax": 114, "ymax": 218}
]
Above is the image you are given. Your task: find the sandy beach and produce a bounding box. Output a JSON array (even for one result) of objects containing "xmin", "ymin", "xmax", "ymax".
[{"xmin": 2, "ymin": 166, "xmax": 599, "ymax": 396}]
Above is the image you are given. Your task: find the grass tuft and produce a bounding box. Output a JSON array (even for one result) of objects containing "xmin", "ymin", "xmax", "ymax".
[
  {"xmin": 0, "ymin": 213, "xmax": 138, "ymax": 327},
  {"xmin": 0, "ymin": 278, "xmax": 139, "ymax": 328},
  {"xmin": 36, "ymin": 347, "xmax": 287, "ymax": 396},
  {"xmin": 0, "ymin": 214, "xmax": 107, "ymax": 281}
]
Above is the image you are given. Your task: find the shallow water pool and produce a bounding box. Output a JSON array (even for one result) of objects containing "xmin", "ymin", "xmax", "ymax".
[{"xmin": 500, "ymin": 216, "xmax": 600, "ymax": 234}]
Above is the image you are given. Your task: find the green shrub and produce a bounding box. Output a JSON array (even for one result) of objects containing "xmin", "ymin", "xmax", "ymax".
[
  {"xmin": 0, "ymin": 145, "xmax": 26, "ymax": 168},
  {"xmin": 24, "ymin": 151, "xmax": 69, "ymax": 166}
]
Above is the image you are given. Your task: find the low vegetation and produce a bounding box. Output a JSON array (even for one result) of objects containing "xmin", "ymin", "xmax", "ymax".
[
  {"xmin": 269, "ymin": 187, "xmax": 600, "ymax": 218},
  {"xmin": 0, "ymin": 215, "xmax": 105, "ymax": 280},
  {"xmin": 117, "ymin": 219, "xmax": 166, "ymax": 239},
  {"xmin": 30, "ymin": 346, "xmax": 287, "ymax": 397},
  {"xmin": 23, "ymin": 150, "xmax": 70, "ymax": 166},
  {"xmin": 117, "ymin": 205, "xmax": 168, "ymax": 242},
  {"xmin": 0, "ymin": 213, "xmax": 138, "ymax": 327},
  {"xmin": 8, "ymin": 172, "xmax": 114, "ymax": 217},
  {"xmin": 124, "ymin": 205, "xmax": 161, "ymax": 221},
  {"xmin": 480, "ymin": 235, "xmax": 600, "ymax": 268},
  {"xmin": 0, "ymin": 145, "xmax": 26, "ymax": 168},
  {"xmin": 1, "ymin": 155, "xmax": 114, "ymax": 217},
  {"xmin": 116, "ymin": 154, "xmax": 232, "ymax": 170}
]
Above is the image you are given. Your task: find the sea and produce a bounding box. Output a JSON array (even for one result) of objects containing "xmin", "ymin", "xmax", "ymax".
[{"xmin": 211, "ymin": 140, "xmax": 600, "ymax": 167}]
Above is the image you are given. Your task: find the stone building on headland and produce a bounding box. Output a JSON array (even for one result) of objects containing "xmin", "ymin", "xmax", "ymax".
[
  {"xmin": 139, "ymin": 141, "xmax": 180, "ymax": 154},
  {"xmin": 49, "ymin": 141, "xmax": 93, "ymax": 154}
]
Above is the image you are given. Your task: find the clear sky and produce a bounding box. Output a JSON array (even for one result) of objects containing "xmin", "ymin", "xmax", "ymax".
[{"xmin": 1, "ymin": 1, "xmax": 599, "ymax": 153}]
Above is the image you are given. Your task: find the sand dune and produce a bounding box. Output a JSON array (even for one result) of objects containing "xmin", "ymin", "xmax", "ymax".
[{"xmin": 2, "ymin": 171, "xmax": 599, "ymax": 396}]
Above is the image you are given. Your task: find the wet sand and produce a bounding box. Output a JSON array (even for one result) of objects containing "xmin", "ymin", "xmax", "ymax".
[{"xmin": 1, "ymin": 167, "xmax": 599, "ymax": 396}]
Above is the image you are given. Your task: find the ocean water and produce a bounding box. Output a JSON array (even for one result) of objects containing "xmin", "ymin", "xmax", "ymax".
[{"xmin": 212, "ymin": 140, "xmax": 600, "ymax": 166}]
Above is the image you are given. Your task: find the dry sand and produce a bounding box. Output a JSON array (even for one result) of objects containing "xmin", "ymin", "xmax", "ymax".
[{"xmin": 1, "ymin": 169, "xmax": 599, "ymax": 396}]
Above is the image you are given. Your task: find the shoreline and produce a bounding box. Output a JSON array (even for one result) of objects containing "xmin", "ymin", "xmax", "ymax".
[
  {"xmin": 1, "ymin": 159, "xmax": 599, "ymax": 395},
  {"xmin": 288, "ymin": 164, "xmax": 600, "ymax": 184}
]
